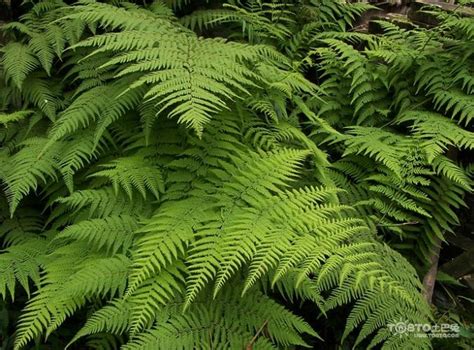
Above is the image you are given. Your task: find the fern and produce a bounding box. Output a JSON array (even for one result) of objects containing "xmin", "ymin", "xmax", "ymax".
[
  {"xmin": 62, "ymin": 2, "xmax": 299, "ymax": 136},
  {"xmin": 90, "ymin": 155, "xmax": 164, "ymax": 200},
  {"xmin": 54, "ymin": 215, "xmax": 139, "ymax": 254},
  {"xmin": 1, "ymin": 138, "xmax": 60, "ymax": 215},
  {"xmin": 0, "ymin": 43, "xmax": 39, "ymax": 89},
  {"xmin": 0, "ymin": 111, "xmax": 33, "ymax": 126},
  {"xmin": 2, "ymin": 1, "xmax": 473, "ymax": 350}
]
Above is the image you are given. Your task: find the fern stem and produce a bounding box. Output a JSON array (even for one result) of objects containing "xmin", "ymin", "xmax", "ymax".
[
  {"xmin": 422, "ymin": 237, "xmax": 442, "ymax": 304},
  {"xmin": 245, "ymin": 319, "xmax": 269, "ymax": 350}
]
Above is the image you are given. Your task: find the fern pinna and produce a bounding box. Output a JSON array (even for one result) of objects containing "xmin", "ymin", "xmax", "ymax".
[{"xmin": 1, "ymin": 0, "xmax": 473, "ymax": 349}]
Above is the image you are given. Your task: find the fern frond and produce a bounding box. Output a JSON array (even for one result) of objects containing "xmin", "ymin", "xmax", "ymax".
[
  {"xmin": 127, "ymin": 199, "xmax": 203, "ymax": 294},
  {"xmin": 1, "ymin": 138, "xmax": 59, "ymax": 215},
  {"xmin": 67, "ymin": 299, "xmax": 130, "ymax": 348},
  {"xmin": 55, "ymin": 215, "xmax": 138, "ymax": 254},
  {"xmin": 90, "ymin": 155, "xmax": 164, "ymax": 200},
  {"xmin": 1, "ymin": 43, "xmax": 39, "ymax": 89},
  {"xmin": 14, "ymin": 253, "xmax": 130, "ymax": 350},
  {"xmin": 0, "ymin": 238, "xmax": 46, "ymax": 299},
  {"xmin": 0, "ymin": 111, "xmax": 33, "ymax": 126}
]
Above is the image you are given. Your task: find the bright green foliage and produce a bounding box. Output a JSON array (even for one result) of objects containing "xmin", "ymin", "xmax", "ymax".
[
  {"xmin": 90, "ymin": 155, "xmax": 164, "ymax": 200},
  {"xmin": 0, "ymin": 0, "xmax": 472, "ymax": 349}
]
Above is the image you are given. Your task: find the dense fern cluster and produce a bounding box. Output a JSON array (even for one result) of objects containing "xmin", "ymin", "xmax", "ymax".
[
  {"xmin": 308, "ymin": 15, "xmax": 474, "ymax": 260},
  {"xmin": 0, "ymin": 0, "xmax": 472, "ymax": 349}
]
